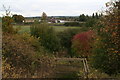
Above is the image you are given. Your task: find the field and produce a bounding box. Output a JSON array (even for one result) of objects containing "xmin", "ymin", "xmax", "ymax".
[
  {"xmin": 50, "ymin": 26, "xmax": 81, "ymax": 32},
  {"xmin": 14, "ymin": 25, "xmax": 81, "ymax": 33},
  {"xmin": 14, "ymin": 25, "xmax": 30, "ymax": 33}
]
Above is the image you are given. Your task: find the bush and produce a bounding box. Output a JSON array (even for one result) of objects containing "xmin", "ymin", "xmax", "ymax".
[
  {"xmin": 2, "ymin": 34, "xmax": 35, "ymax": 77},
  {"xmin": 3, "ymin": 34, "xmax": 35, "ymax": 68},
  {"xmin": 85, "ymin": 19, "xmax": 97, "ymax": 27},
  {"xmin": 91, "ymin": 31, "xmax": 120, "ymax": 75},
  {"xmin": 2, "ymin": 33, "xmax": 55, "ymax": 78},
  {"xmin": 72, "ymin": 30, "xmax": 95, "ymax": 57},
  {"xmin": 30, "ymin": 23, "xmax": 61, "ymax": 53},
  {"xmin": 64, "ymin": 22, "xmax": 80, "ymax": 26},
  {"xmin": 91, "ymin": 1, "xmax": 120, "ymax": 75},
  {"xmin": 2, "ymin": 16, "xmax": 17, "ymax": 34},
  {"xmin": 12, "ymin": 14, "xmax": 24, "ymax": 24},
  {"xmin": 53, "ymin": 23, "xmax": 64, "ymax": 26},
  {"xmin": 24, "ymin": 22, "xmax": 34, "ymax": 25},
  {"xmin": 57, "ymin": 29, "xmax": 80, "ymax": 57}
]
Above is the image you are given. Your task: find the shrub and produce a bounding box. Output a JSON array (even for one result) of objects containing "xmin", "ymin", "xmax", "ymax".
[
  {"xmin": 2, "ymin": 33, "xmax": 55, "ymax": 78},
  {"xmin": 85, "ymin": 19, "xmax": 97, "ymax": 27},
  {"xmin": 2, "ymin": 34, "xmax": 35, "ymax": 77},
  {"xmin": 79, "ymin": 14, "xmax": 87, "ymax": 22},
  {"xmin": 57, "ymin": 29, "xmax": 80, "ymax": 57},
  {"xmin": 12, "ymin": 14, "xmax": 24, "ymax": 24},
  {"xmin": 53, "ymin": 23, "xmax": 64, "ymax": 26},
  {"xmin": 91, "ymin": 32, "xmax": 120, "ymax": 75},
  {"xmin": 2, "ymin": 16, "xmax": 17, "ymax": 34},
  {"xmin": 64, "ymin": 22, "xmax": 80, "ymax": 26},
  {"xmin": 3, "ymin": 34, "xmax": 35, "ymax": 68},
  {"xmin": 72, "ymin": 30, "xmax": 95, "ymax": 57},
  {"xmin": 91, "ymin": 1, "xmax": 120, "ymax": 75},
  {"xmin": 30, "ymin": 23, "xmax": 61, "ymax": 53}
]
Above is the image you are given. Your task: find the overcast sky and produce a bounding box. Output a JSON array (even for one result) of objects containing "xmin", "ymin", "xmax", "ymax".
[{"xmin": 0, "ymin": 0, "xmax": 110, "ymax": 17}]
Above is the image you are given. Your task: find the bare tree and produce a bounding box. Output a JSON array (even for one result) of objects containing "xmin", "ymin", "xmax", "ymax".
[{"xmin": 3, "ymin": 5, "xmax": 11, "ymax": 16}]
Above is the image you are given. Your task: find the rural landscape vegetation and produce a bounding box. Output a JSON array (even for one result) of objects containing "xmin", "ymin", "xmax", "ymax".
[{"xmin": 1, "ymin": 0, "xmax": 120, "ymax": 79}]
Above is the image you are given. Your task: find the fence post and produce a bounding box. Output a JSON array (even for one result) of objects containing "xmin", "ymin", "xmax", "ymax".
[{"xmin": 83, "ymin": 58, "xmax": 89, "ymax": 79}]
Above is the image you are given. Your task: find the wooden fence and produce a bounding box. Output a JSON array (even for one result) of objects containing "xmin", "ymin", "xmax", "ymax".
[{"xmin": 55, "ymin": 58, "xmax": 90, "ymax": 78}]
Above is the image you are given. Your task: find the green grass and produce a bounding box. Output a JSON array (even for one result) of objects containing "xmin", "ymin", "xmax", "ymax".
[
  {"xmin": 14, "ymin": 25, "xmax": 81, "ymax": 33},
  {"xmin": 19, "ymin": 25, "xmax": 30, "ymax": 33},
  {"xmin": 51, "ymin": 26, "xmax": 81, "ymax": 32},
  {"xmin": 0, "ymin": 18, "xmax": 2, "ymax": 23},
  {"xmin": 14, "ymin": 25, "xmax": 30, "ymax": 33}
]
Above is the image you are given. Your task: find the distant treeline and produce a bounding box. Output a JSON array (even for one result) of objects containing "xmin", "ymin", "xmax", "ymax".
[{"xmin": 11, "ymin": 12, "xmax": 102, "ymax": 27}]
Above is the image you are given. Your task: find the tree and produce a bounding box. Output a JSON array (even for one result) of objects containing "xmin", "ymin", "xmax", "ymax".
[
  {"xmin": 3, "ymin": 5, "xmax": 11, "ymax": 16},
  {"xmin": 79, "ymin": 14, "xmax": 87, "ymax": 22},
  {"xmin": 92, "ymin": 13, "xmax": 95, "ymax": 18},
  {"xmin": 41, "ymin": 12, "xmax": 47, "ymax": 22},
  {"xmin": 95, "ymin": 13, "xmax": 99, "ymax": 19},
  {"xmin": 99, "ymin": 13, "xmax": 103, "ymax": 17},
  {"xmin": 91, "ymin": 0, "xmax": 120, "ymax": 75},
  {"xmin": 30, "ymin": 23, "xmax": 61, "ymax": 53},
  {"xmin": 2, "ymin": 5, "xmax": 16, "ymax": 34},
  {"xmin": 2, "ymin": 16, "xmax": 14, "ymax": 33},
  {"xmin": 72, "ymin": 30, "xmax": 95, "ymax": 57},
  {"xmin": 2, "ymin": 33, "xmax": 55, "ymax": 78},
  {"xmin": 58, "ymin": 29, "xmax": 80, "ymax": 57},
  {"xmin": 12, "ymin": 14, "xmax": 24, "ymax": 24}
]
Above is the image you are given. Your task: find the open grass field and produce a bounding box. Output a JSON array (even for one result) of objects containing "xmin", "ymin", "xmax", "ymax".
[
  {"xmin": 14, "ymin": 25, "xmax": 31, "ymax": 33},
  {"xmin": 51, "ymin": 26, "xmax": 81, "ymax": 32},
  {"xmin": 14, "ymin": 25, "xmax": 81, "ymax": 33}
]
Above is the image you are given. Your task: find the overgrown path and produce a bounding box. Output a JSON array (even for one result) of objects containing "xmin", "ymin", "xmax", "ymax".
[{"xmin": 49, "ymin": 58, "xmax": 89, "ymax": 78}]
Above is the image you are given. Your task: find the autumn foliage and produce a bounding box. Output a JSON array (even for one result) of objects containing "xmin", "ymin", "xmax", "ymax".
[
  {"xmin": 91, "ymin": 1, "xmax": 120, "ymax": 75},
  {"xmin": 72, "ymin": 30, "xmax": 95, "ymax": 57},
  {"xmin": 2, "ymin": 16, "xmax": 15, "ymax": 33},
  {"xmin": 2, "ymin": 33, "xmax": 55, "ymax": 78}
]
